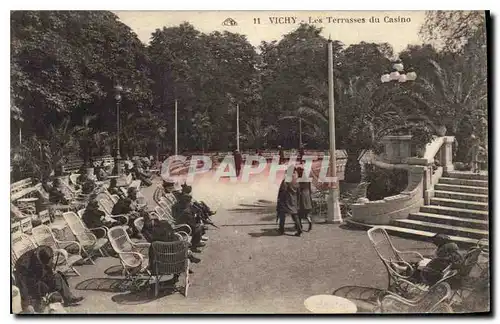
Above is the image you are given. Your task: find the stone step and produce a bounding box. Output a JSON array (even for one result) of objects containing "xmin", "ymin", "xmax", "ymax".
[
  {"xmin": 444, "ymin": 171, "xmax": 488, "ymax": 181},
  {"xmin": 392, "ymin": 219, "xmax": 489, "ymax": 240},
  {"xmin": 434, "ymin": 183, "xmax": 488, "ymax": 195},
  {"xmin": 409, "ymin": 212, "xmax": 489, "ymax": 230},
  {"xmin": 439, "ymin": 177, "xmax": 489, "ymax": 188},
  {"xmin": 420, "ymin": 205, "xmax": 488, "ymax": 220},
  {"xmin": 344, "ymin": 218, "xmax": 486, "ymax": 248},
  {"xmin": 434, "ymin": 190, "xmax": 489, "ymax": 203},
  {"xmin": 430, "ymin": 197, "xmax": 489, "ymax": 211}
]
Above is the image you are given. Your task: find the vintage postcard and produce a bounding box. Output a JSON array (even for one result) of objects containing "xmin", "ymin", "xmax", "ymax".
[{"xmin": 11, "ymin": 10, "xmax": 489, "ymax": 314}]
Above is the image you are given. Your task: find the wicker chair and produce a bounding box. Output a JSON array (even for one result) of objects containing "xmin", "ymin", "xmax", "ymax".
[
  {"xmin": 97, "ymin": 197, "xmax": 130, "ymax": 226},
  {"xmin": 367, "ymin": 227, "xmax": 432, "ymax": 298},
  {"xmin": 377, "ymin": 282, "xmax": 455, "ymax": 313},
  {"xmin": 134, "ymin": 217, "xmax": 145, "ymax": 233},
  {"xmin": 62, "ymin": 211, "xmax": 108, "ymax": 264},
  {"xmin": 107, "ymin": 226, "xmax": 151, "ymax": 289},
  {"xmin": 31, "ymin": 225, "xmax": 83, "ymax": 276},
  {"xmin": 69, "ymin": 174, "xmax": 80, "ymax": 187},
  {"xmin": 150, "ymin": 239, "xmax": 191, "ymax": 297}
]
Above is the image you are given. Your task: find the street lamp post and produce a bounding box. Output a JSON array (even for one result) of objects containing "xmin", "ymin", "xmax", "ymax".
[
  {"xmin": 299, "ymin": 117, "xmax": 302, "ymax": 147},
  {"xmin": 114, "ymin": 85, "xmax": 123, "ymax": 175},
  {"xmin": 175, "ymin": 99, "xmax": 178, "ymax": 155},
  {"xmin": 326, "ymin": 38, "xmax": 342, "ymax": 224},
  {"xmin": 236, "ymin": 104, "xmax": 240, "ymax": 151}
]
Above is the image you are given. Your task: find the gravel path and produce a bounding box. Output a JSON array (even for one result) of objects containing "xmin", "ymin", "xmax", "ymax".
[{"xmin": 64, "ymin": 175, "xmax": 436, "ymax": 314}]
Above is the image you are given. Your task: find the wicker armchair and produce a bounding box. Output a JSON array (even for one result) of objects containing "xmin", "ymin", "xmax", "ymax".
[
  {"xmin": 31, "ymin": 225, "xmax": 83, "ymax": 276},
  {"xmin": 367, "ymin": 227, "xmax": 432, "ymax": 299},
  {"xmin": 150, "ymin": 239, "xmax": 191, "ymax": 297},
  {"xmin": 62, "ymin": 211, "xmax": 108, "ymax": 264},
  {"xmin": 107, "ymin": 226, "xmax": 150, "ymax": 289}
]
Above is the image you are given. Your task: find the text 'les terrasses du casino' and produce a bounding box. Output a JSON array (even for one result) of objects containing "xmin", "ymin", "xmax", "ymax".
[{"xmin": 252, "ymin": 15, "xmax": 412, "ymax": 25}]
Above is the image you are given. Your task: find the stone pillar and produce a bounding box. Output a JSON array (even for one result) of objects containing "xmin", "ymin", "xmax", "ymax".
[{"xmin": 440, "ymin": 136, "xmax": 455, "ymax": 173}]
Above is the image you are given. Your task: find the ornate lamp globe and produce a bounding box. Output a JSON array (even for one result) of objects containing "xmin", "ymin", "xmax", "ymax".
[
  {"xmin": 406, "ymin": 70, "xmax": 417, "ymax": 81},
  {"xmin": 380, "ymin": 72, "xmax": 391, "ymax": 83},
  {"xmin": 393, "ymin": 62, "xmax": 404, "ymax": 72},
  {"xmin": 389, "ymin": 70, "xmax": 400, "ymax": 81}
]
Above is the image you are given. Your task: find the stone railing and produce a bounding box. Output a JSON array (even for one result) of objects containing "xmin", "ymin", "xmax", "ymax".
[{"xmin": 350, "ymin": 136, "xmax": 454, "ymax": 225}]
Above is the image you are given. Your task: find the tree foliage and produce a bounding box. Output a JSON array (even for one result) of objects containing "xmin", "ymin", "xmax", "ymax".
[{"xmin": 11, "ymin": 13, "xmax": 488, "ymax": 177}]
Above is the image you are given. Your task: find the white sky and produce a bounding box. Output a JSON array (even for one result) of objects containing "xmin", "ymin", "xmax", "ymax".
[{"xmin": 115, "ymin": 11, "xmax": 427, "ymax": 54}]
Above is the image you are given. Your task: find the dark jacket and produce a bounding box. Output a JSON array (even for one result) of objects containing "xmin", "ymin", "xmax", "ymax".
[
  {"xmin": 277, "ymin": 180, "xmax": 298, "ymax": 214},
  {"xmin": 14, "ymin": 246, "xmax": 54, "ymax": 307},
  {"xmin": 298, "ymin": 181, "xmax": 313, "ymax": 211},
  {"xmin": 142, "ymin": 218, "xmax": 178, "ymax": 243},
  {"xmin": 112, "ymin": 197, "xmax": 133, "ymax": 215},
  {"xmin": 82, "ymin": 207, "xmax": 106, "ymax": 229}
]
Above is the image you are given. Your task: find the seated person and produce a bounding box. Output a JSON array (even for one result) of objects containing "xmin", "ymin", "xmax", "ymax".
[
  {"xmin": 127, "ymin": 187, "xmax": 146, "ymax": 210},
  {"xmin": 142, "ymin": 213, "xmax": 201, "ymax": 265},
  {"xmin": 47, "ymin": 179, "xmax": 69, "ymax": 205},
  {"xmin": 14, "ymin": 246, "xmax": 84, "ymax": 312},
  {"xmin": 173, "ymin": 193, "xmax": 205, "ymax": 249},
  {"xmin": 107, "ymin": 178, "xmax": 124, "ymax": 198},
  {"xmin": 82, "ymin": 200, "xmax": 121, "ymax": 237},
  {"xmin": 81, "ymin": 178, "xmax": 96, "ymax": 195},
  {"xmin": 94, "ymin": 162, "xmax": 108, "ymax": 182},
  {"xmin": 111, "ymin": 190, "xmax": 144, "ymax": 238}
]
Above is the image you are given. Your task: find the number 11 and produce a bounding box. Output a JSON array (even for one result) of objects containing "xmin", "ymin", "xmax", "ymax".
[{"xmin": 253, "ymin": 18, "xmax": 261, "ymax": 24}]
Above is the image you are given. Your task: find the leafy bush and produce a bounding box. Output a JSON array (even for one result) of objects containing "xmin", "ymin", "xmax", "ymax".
[{"xmin": 365, "ymin": 164, "xmax": 408, "ymax": 201}]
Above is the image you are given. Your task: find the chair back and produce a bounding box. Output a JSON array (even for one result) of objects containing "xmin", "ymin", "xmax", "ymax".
[
  {"xmin": 107, "ymin": 226, "xmax": 134, "ymax": 253},
  {"xmin": 98, "ymin": 198, "xmax": 114, "ymax": 216},
  {"xmin": 34, "ymin": 183, "xmax": 50, "ymax": 201},
  {"xmin": 63, "ymin": 211, "xmax": 93, "ymax": 244},
  {"xmin": 460, "ymin": 247, "xmax": 483, "ymax": 277},
  {"xmin": 69, "ymin": 174, "xmax": 80, "ymax": 187},
  {"xmin": 32, "ymin": 225, "xmax": 58, "ymax": 249},
  {"xmin": 150, "ymin": 240, "xmax": 189, "ymax": 276},
  {"xmin": 153, "ymin": 187, "xmax": 164, "ymax": 205},
  {"xmin": 111, "ymin": 194, "xmax": 120, "ymax": 204},
  {"xmin": 11, "ymin": 233, "xmax": 38, "ymax": 268},
  {"xmin": 134, "ymin": 218, "xmax": 144, "ymax": 233},
  {"xmin": 367, "ymin": 227, "xmax": 403, "ymax": 264}
]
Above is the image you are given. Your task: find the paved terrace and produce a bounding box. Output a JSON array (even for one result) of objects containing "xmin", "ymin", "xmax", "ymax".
[{"xmin": 64, "ymin": 172, "xmax": 437, "ymax": 314}]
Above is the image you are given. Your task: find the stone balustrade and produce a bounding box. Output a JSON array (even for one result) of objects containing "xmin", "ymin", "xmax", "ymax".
[{"xmin": 351, "ymin": 136, "xmax": 454, "ymax": 225}]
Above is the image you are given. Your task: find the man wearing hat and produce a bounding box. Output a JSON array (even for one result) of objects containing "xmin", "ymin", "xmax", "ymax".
[{"xmin": 14, "ymin": 246, "xmax": 84, "ymax": 311}]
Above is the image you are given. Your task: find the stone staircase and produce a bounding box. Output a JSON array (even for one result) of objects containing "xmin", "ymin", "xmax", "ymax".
[{"xmin": 382, "ymin": 171, "xmax": 489, "ymax": 247}]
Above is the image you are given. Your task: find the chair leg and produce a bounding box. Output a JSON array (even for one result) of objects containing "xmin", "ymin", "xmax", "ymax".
[
  {"xmin": 155, "ymin": 276, "xmax": 159, "ymax": 297},
  {"xmin": 72, "ymin": 267, "xmax": 81, "ymax": 276},
  {"xmin": 184, "ymin": 268, "xmax": 190, "ymax": 297}
]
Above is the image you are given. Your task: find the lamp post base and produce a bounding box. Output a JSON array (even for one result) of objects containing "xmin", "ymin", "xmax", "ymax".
[
  {"xmin": 326, "ymin": 188, "xmax": 343, "ymax": 224},
  {"xmin": 115, "ymin": 155, "xmax": 123, "ymax": 176}
]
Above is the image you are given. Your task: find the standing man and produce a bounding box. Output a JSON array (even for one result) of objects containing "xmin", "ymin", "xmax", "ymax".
[
  {"xmin": 296, "ymin": 166, "xmax": 313, "ymax": 232},
  {"xmin": 278, "ymin": 145, "xmax": 285, "ymax": 165},
  {"xmin": 276, "ymin": 166, "xmax": 302, "ymax": 237},
  {"xmin": 233, "ymin": 149, "xmax": 242, "ymax": 177},
  {"xmin": 298, "ymin": 144, "xmax": 306, "ymax": 164}
]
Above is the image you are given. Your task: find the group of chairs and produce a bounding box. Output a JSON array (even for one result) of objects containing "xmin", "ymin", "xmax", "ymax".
[
  {"xmin": 11, "ymin": 167, "xmax": 189, "ymax": 313},
  {"xmin": 104, "ymin": 189, "xmax": 194, "ymax": 297},
  {"xmin": 366, "ymin": 227, "xmax": 489, "ymax": 313}
]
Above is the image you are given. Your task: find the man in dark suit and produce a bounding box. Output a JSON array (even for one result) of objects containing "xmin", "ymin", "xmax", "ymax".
[
  {"xmin": 14, "ymin": 246, "xmax": 84, "ymax": 311},
  {"xmin": 276, "ymin": 166, "xmax": 302, "ymax": 236}
]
